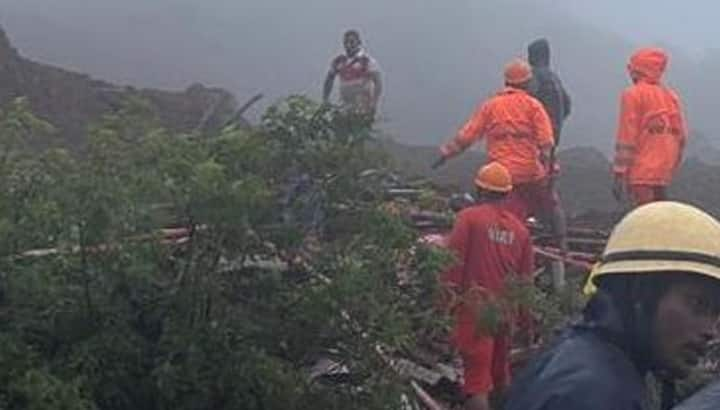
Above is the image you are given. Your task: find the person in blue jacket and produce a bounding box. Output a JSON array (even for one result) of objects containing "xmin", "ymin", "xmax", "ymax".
[{"xmin": 504, "ymin": 201, "xmax": 720, "ymax": 410}]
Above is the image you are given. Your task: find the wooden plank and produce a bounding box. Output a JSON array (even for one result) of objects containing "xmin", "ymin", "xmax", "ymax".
[{"xmin": 533, "ymin": 247, "xmax": 595, "ymax": 270}]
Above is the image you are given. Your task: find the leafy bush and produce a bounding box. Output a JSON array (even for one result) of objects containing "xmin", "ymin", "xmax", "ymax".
[{"xmin": 0, "ymin": 96, "xmax": 448, "ymax": 409}]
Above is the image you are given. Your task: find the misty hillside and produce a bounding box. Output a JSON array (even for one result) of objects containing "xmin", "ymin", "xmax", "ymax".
[
  {"xmin": 4, "ymin": 0, "xmax": 720, "ymax": 153},
  {"xmin": 0, "ymin": 24, "xmax": 237, "ymax": 146},
  {"xmin": 383, "ymin": 138, "xmax": 720, "ymax": 218}
]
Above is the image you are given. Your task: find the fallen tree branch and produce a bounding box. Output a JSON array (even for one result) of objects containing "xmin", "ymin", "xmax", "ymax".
[
  {"xmin": 223, "ymin": 93, "xmax": 263, "ymax": 128},
  {"xmin": 533, "ymin": 246, "xmax": 595, "ymax": 270}
]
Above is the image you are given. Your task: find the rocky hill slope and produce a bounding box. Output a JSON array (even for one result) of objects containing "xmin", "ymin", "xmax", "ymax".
[
  {"xmin": 383, "ymin": 138, "xmax": 720, "ymax": 218},
  {"xmin": 2, "ymin": 20, "xmax": 717, "ymax": 220},
  {"xmin": 0, "ymin": 25, "xmax": 237, "ymax": 147}
]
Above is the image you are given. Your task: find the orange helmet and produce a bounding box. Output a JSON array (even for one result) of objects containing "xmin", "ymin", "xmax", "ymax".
[
  {"xmin": 504, "ymin": 58, "xmax": 532, "ymax": 85},
  {"xmin": 474, "ymin": 162, "xmax": 512, "ymax": 193}
]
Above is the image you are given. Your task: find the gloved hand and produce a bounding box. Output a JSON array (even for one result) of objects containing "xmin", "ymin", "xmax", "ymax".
[
  {"xmin": 433, "ymin": 143, "xmax": 458, "ymax": 169},
  {"xmin": 612, "ymin": 174, "xmax": 626, "ymax": 202}
]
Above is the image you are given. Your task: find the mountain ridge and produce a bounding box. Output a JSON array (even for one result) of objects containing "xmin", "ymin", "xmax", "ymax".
[{"xmin": 0, "ymin": 24, "xmax": 237, "ymax": 147}]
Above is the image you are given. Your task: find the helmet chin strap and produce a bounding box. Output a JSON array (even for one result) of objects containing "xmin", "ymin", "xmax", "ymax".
[
  {"xmin": 603, "ymin": 275, "xmax": 664, "ymax": 374},
  {"xmin": 638, "ymin": 296, "xmax": 678, "ymax": 410},
  {"xmin": 628, "ymin": 277, "xmax": 681, "ymax": 393}
]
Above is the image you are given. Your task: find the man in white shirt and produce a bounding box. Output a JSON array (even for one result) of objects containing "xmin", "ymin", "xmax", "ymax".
[{"xmin": 323, "ymin": 30, "xmax": 383, "ymax": 125}]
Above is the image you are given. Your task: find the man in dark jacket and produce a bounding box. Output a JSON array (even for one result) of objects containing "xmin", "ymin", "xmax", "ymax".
[
  {"xmin": 504, "ymin": 201, "xmax": 720, "ymax": 410},
  {"xmin": 526, "ymin": 38, "xmax": 572, "ymax": 293},
  {"xmin": 527, "ymin": 39, "xmax": 571, "ymax": 144}
]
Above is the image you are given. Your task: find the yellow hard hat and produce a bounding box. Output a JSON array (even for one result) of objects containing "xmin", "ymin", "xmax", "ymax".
[{"xmin": 591, "ymin": 201, "xmax": 720, "ymax": 288}]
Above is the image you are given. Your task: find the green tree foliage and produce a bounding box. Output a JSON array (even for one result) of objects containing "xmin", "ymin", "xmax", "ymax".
[{"xmin": 0, "ymin": 96, "xmax": 449, "ymax": 409}]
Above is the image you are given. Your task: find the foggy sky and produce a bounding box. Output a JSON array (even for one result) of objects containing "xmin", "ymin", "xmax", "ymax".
[
  {"xmin": 550, "ymin": 0, "xmax": 720, "ymax": 55},
  {"xmin": 2, "ymin": 0, "xmax": 720, "ymax": 153}
]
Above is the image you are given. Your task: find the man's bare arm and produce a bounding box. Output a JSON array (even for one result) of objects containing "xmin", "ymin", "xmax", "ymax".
[
  {"xmin": 323, "ymin": 71, "xmax": 336, "ymax": 103},
  {"xmin": 370, "ymin": 71, "xmax": 382, "ymax": 107}
]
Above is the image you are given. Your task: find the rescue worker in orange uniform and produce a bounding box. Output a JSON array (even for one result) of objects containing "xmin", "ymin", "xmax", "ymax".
[
  {"xmin": 435, "ymin": 59, "xmax": 554, "ymax": 222},
  {"xmin": 441, "ymin": 162, "xmax": 535, "ymax": 410},
  {"xmin": 613, "ymin": 47, "xmax": 688, "ymax": 207},
  {"xmin": 434, "ymin": 59, "xmax": 560, "ymax": 291}
]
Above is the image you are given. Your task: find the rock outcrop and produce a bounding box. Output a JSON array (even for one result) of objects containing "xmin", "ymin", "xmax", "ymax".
[{"xmin": 0, "ymin": 25, "xmax": 237, "ymax": 147}]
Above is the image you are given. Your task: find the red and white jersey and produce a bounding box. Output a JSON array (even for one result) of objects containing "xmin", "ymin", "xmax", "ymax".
[{"xmin": 329, "ymin": 48, "xmax": 381, "ymax": 110}]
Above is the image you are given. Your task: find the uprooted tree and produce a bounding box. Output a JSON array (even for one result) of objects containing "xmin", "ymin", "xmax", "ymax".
[{"xmin": 0, "ymin": 95, "xmax": 455, "ymax": 409}]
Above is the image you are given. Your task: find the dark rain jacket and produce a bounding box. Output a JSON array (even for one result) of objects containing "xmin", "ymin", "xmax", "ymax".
[
  {"xmin": 503, "ymin": 291, "xmax": 653, "ymax": 410},
  {"xmin": 527, "ymin": 39, "xmax": 571, "ymax": 145}
]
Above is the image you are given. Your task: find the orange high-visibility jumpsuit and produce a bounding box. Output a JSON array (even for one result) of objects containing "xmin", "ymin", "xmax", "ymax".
[
  {"xmin": 441, "ymin": 203, "xmax": 534, "ymax": 395},
  {"xmin": 441, "ymin": 87, "xmax": 555, "ymax": 220},
  {"xmin": 614, "ymin": 48, "xmax": 688, "ymax": 206}
]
